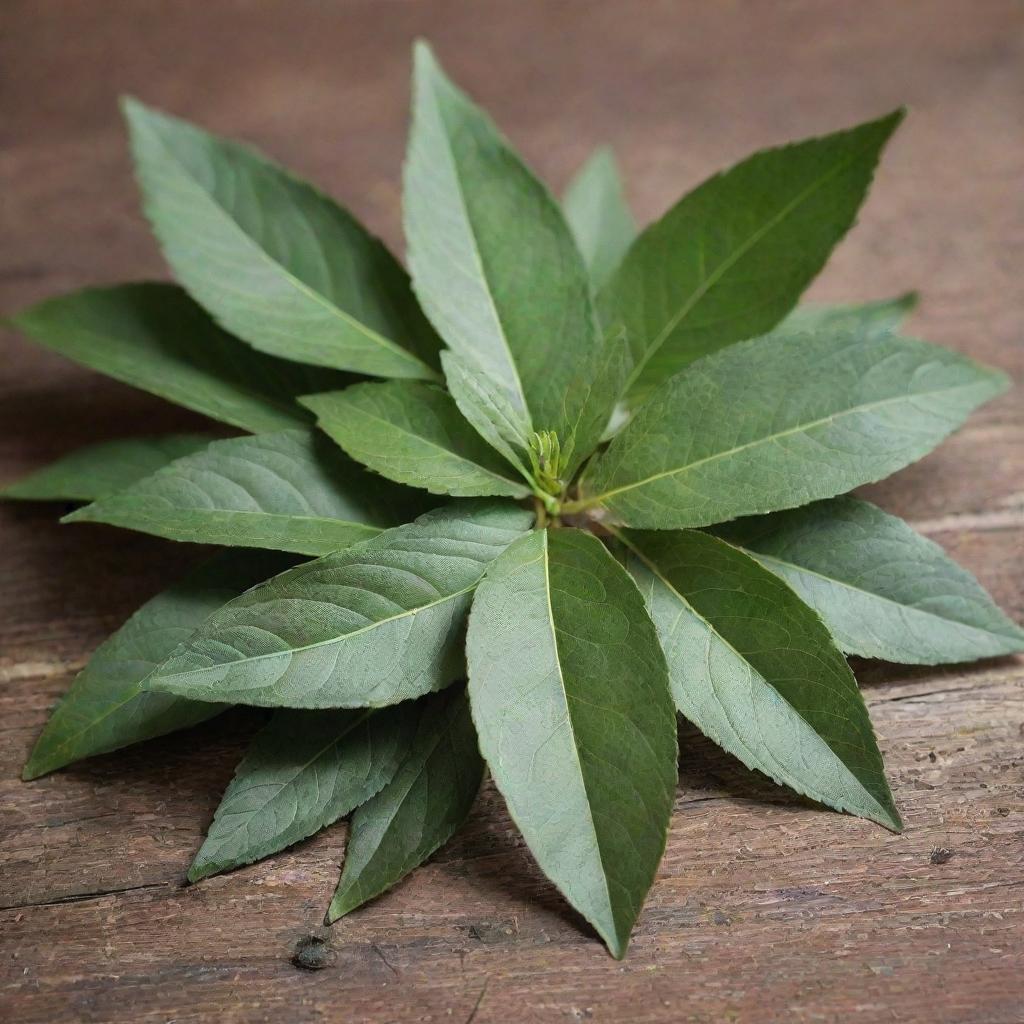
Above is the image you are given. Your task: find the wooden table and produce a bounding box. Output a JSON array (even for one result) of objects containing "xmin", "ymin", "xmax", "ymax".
[{"xmin": 2, "ymin": 2, "xmax": 1022, "ymax": 1021}]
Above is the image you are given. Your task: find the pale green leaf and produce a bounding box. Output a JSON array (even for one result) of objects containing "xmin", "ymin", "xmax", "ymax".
[
  {"xmin": 563, "ymin": 146, "xmax": 637, "ymax": 289},
  {"xmin": 123, "ymin": 98, "xmax": 441, "ymax": 379},
  {"xmin": 327, "ymin": 686, "xmax": 483, "ymax": 920},
  {"xmin": 65, "ymin": 430, "xmax": 422, "ymax": 555},
  {"xmin": 404, "ymin": 42, "xmax": 619, "ymax": 470},
  {"xmin": 619, "ymin": 527, "xmax": 901, "ymax": 830},
  {"xmin": 10, "ymin": 284, "xmax": 345, "ymax": 433},
  {"xmin": 575, "ymin": 331, "xmax": 1008, "ymax": 528},
  {"xmin": 189, "ymin": 704, "xmax": 415, "ymax": 881},
  {"xmin": 22, "ymin": 551, "xmax": 295, "ymax": 780},
  {"xmin": 771, "ymin": 293, "xmax": 917, "ymax": 339},
  {"xmin": 712, "ymin": 497, "xmax": 1024, "ymax": 664},
  {"xmin": 466, "ymin": 528, "xmax": 677, "ymax": 958},
  {"xmin": 601, "ymin": 111, "xmax": 904, "ymax": 403},
  {"xmin": 301, "ymin": 381, "xmax": 530, "ymax": 498},
  {"xmin": 145, "ymin": 501, "xmax": 533, "ymax": 709},
  {"xmin": 440, "ymin": 350, "xmax": 534, "ymax": 481},
  {"xmin": 2, "ymin": 434, "xmax": 212, "ymax": 502}
]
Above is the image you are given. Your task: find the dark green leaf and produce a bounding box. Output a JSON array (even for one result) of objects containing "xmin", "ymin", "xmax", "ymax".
[
  {"xmin": 771, "ymin": 293, "xmax": 917, "ymax": 339},
  {"xmin": 301, "ymin": 381, "xmax": 530, "ymax": 498},
  {"xmin": 619, "ymin": 527, "xmax": 901, "ymax": 831},
  {"xmin": 123, "ymin": 98, "xmax": 441, "ymax": 379},
  {"xmin": 404, "ymin": 43, "xmax": 619, "ymax": 471},
  {"xmin": 563, "ymin": 146, "xmax": 637, "ymax": 289},
  {"xmin": 145, "ymin": 501, "xmax": 533, "ymax": 709},
  {"xmin": 10, "ymin": 284, "xmax": 346, "ymax": 434},
  {"xmin": 65, "ymin": 430, "xmax": 421, "ymax": 556},
  {"xmin": 189, "ymin": 704, "xmax": 416, "ymax": 882},
  {"xmin": 712, "ymin": 497, "xmax": 1024, "ymax": 664},
  {"xmin": 22, "ymin": 551, "xmax": 295, "ymax": 780},
  {"xmin": 575, "ymin": 331, "xmax": 1008, "ymax": 528},
  {"xmin": 2, "ymin": 434, "xmax": 212, "ymax": 502},
  {"xmin": 600, "ymin": 111, "xmax": 904, "ymax": 403},
  {"xmin": 327, "ymin": 686, "xmax": 483, "ymax": 921},
  {"xmin": 466, "ymin": 527, "xmax": 677, "ymax": 958}
]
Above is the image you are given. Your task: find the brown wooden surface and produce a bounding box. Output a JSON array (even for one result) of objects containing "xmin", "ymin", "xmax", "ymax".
[{"xmin": 2, "ymin": 2, "xmax": 1023, "ymax": 1022}]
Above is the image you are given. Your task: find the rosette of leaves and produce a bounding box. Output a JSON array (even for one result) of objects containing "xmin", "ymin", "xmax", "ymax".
[{"xmin": 7, "ymin": 42, "xmax": 1022, "ymax": 959}]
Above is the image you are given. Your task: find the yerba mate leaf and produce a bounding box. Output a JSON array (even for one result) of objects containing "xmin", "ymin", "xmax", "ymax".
[
  {"xmin": 405, "ymin": 43, "xmax": 619, "ymax": 470},
  {"xmin": 123, "ymin": 98, "xmax": 441, "ymax": 379},
  {"xmin": 146, "ymin": 502, "xmax": 533, "ymax": 709},
  {"xmin": 563, "ymin": 146, "xmax": 637, "ymax": 290},
  {"xmin": 327, "ymin": 686, "xmax": 483, "ymax": 921},
  {"xmin": 301, "ymin": 381, "xmax": 530, "ymax": 498},
  {"xmin": 600, "ymin": 111, "xmax": 904, "ymax": 403},
  {"xmin": 10, "ymin": 284, "xmax": 345, "ymax": 433},
  {"xmin": 2, "ymin": 434, "xmax": 212, "ymax": 502},
  {"xmin": 22, "ymin": 550, "xmax": 295, "ymax": 780},
  {"xmin": 189, "ymin": 704, "xmax": 415, "ymax": 881},
  {"xmin": 576, "ymin": 331, "xmax": 1008, "ymax": 528},
  {"xmin": 619, "ymin": 528, "xmax": 901, "ymax": 831},
  {"xmin": 466, "ymin": 528, "xmax": 677, "ymax": 958},
  {"xmin": 771, "ymin": 293, "xmax": 917, "ymax": 339},
  {"xmin": 711, "ymin": 497, "xmax": 1024, "ymax": 664},
  {"xmin": 65, "ymin": 430, "xmax": 420, "ymax": 556}
]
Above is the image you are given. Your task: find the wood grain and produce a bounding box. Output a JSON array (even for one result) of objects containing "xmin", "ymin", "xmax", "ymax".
[{"xmin": 1, "ymin": 1, "xmax": 1022, "ymax": 1022}]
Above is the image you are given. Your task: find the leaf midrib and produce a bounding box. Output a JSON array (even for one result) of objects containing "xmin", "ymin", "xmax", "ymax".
[
  {"xmin": 583, "ymin": 377, "xmax": 990, "ymax": 509},
  {"xmin": 424, "ymin": 77, "xmax": 532, "ymax": 421},
  {"xmin": 143, "ymin": 119, "xmax": 435, "ymax": 378},
  {"xmin": 622, "ymin": 133, "xmax": 883, "ymax": 394},
  {"xmin": 539, "ymin": 533, "xmax": 617, "ymax": 945},
  {"xmin": 154, "ymin": 579, "xmax": 479, "ymax": 685}
]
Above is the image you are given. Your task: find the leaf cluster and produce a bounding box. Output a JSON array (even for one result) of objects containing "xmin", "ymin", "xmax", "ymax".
[{"xmin": 8, "ymin": 42, "xmax": 1021, "ymax": 958}]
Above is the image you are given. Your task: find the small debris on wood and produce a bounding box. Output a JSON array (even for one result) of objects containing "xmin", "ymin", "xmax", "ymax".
[{"xmin": 291, "ymin": 934, "xmax": 332, "ymax": 971}]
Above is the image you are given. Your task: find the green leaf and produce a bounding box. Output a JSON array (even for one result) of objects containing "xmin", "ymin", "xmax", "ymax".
[
  {"xmin": 563, "ymin": 146, "xmax": 637, "ymax": 290},
  {"xmin": 301, "ymin": 381, "xmax": 530, "ymax": 499},
  {"xmin": 466, "ymin": 527, "xmax": 677, "ymax": 958},
  {"xmin": 601, "ymin": 111, "xmax": 904, "ymax": 403},
  {"xmin": 10, "ymin": 284, "xmax": 346, "ymax": 434},
  {"xmin": 327, "ymin": 686, "xmax": 483, "ymax": 921},
  {"xmin": 2, "ymin": 434, "xmax": 212, "ymax": 502},
  {"xmin": 404, "ymin": 42, "xmax": 619, "ymax": 471},
  {"xmin": 618, "ymin": 527, "xmax": 901, "ymax": 831},
  {"xmin": 440, "ymin": 350, "xmax": 534, "ymax": 481},
  {"xmin": 575, "ymin": 331, "xmax": 1008, "ymax": 528},
  {"xmin": 189, "ymin": 704, "xmax": 416, "ymax": 882},
  {"xmin": 711, "ymin": 497, "xmax": 1024, "ymax": 664},
  {"xmin": 22, "ymin": 551, "xmax": 295, "ymax": 780},
  {"xmin": 64, "ymin": 429, "xmax": 421, "ymax": 556},
  {"xmin": 122, "ymin": 98, "xmax": 441, "ymax": 379},
  {"xmin": 771, "ymin": 293, "xmax": 917, "ymax": 339},
  {"xmin": 145, "ymin": 501, "xmax": 533, "ymax": 709}
]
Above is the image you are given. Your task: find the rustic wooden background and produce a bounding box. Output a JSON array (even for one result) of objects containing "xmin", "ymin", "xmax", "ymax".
[{"xmin": 2, "ymin": 2, "xmax": 1022, "ymax": 1022}]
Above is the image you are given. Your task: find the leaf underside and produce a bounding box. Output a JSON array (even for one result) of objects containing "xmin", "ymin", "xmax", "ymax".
[{"xmin": 711, "ymin": 497, "xmax": 1024, "ymax": 664}]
